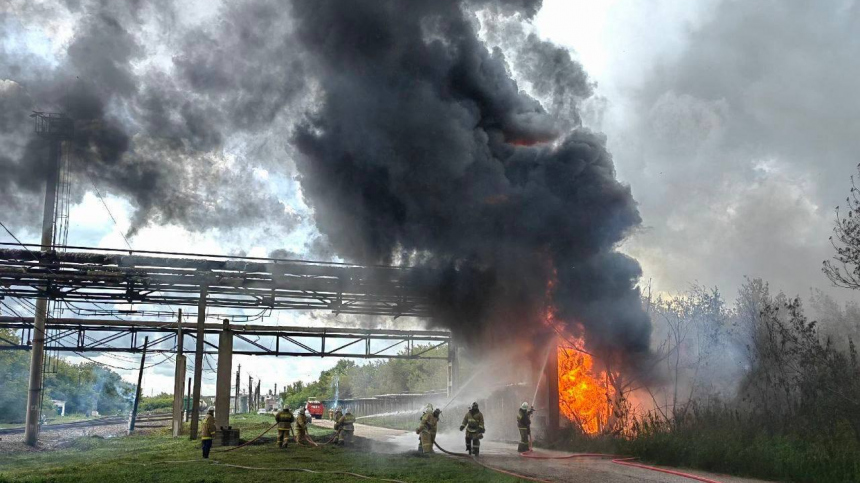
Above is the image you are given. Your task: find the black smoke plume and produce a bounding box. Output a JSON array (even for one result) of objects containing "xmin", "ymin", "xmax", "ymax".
[{"xmin": 289, "ymin": 0, "xmax": 650, "ymax": 361}]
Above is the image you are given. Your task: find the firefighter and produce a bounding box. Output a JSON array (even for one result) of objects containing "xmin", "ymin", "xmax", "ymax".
[
  {"xmin": 336, "ymin": 408, "xmax": 356, "ymax": 446},
  {"xmin": 431, "ymin": 407, "xmax": 441, "ymax": 448},
  {"xmin": 517, "ymin": 402, "xmax": 535, "ymax": 452},
  {"xmin": 459, "ymin": 402, "xmax": 484, "ymax": 456},
  {"xmin": 200, "ymin": 408, "xmax": 216, "ymax": 459},
  {"xmin": 295, "ymin": 406, "xmax": 310, "ymax": 445},
  {"xmin": 416, "ymin": 404, "xmax": 439, "ymax": 454},
  {"xmin": 275, "ymin": 406, "xmax": 295, "ymax": 448}
]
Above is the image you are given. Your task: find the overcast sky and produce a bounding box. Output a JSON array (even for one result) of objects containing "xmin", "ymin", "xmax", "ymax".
[{"xmin": 1, "ymin": 0, "xmax": 857, "ymax": 395}]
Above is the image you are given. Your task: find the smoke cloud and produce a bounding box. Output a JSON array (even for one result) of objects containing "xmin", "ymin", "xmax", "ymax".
[
  {"xmin": 289, "ymin": 0, "xmax": 649, "ymax": 360},
  {"xmin": 1, "ymin": 0, "xmax": 303, "ymax": 236},
  {"xmin": 1, "ymin": 0, "xmax": 650, "ymax": 365}
]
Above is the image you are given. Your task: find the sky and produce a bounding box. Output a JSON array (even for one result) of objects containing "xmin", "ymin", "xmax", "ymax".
[{"xmin": 1, "ymin": 0, "xmax": 857, "ymax": 396}]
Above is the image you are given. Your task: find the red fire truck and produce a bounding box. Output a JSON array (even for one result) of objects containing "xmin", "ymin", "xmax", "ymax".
[{"xmin": 306, "ymin": 398, "xmax": 325, "ymax": 419}]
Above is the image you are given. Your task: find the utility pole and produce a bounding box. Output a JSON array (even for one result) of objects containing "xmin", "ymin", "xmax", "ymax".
[
  {"xmin": 255, "ymin": 380, "xmax": 260, "ymax": 411},
  {"xmin": 234, "ymin": 364, "xmax": 240, "ymax": 414},
  {"xmin": 24, "ymin": 112, "xmax": 72, "ymax": 446},
  {"xmin": 128, "ymin": 337, "xmax": 149, "ymax": 434},
  {"xmin": 248, "ymin": 375, "xmax": 253, "ymax": 412},
  {"xmin": 189, "ymin": 283, "xmax": 208, "ymax": 440}
]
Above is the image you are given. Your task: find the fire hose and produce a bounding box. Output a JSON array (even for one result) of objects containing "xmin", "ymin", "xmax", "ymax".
[
  {"xmin": 519, "ymin": 450, "xmax": 724, "ymax": 483},
  {"xmin": 149, "ymin": 459, "xmax": 409, "ymax": 483},
  {"xmin": 213, "ymin": 422, "xmax": 278, "ymax": 453},
  {"xmin": 215, "ymin": 420, "xmax": 348, "ymax": 452},
  {"xmin": 433, "ymin": 441, "xmax": 552, "ymax": 483}
]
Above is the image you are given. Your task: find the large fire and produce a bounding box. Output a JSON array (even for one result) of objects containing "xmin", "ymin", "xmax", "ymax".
[{"xmin": 557, "ymin": 342, "xmax": 614, "ymax": 434}]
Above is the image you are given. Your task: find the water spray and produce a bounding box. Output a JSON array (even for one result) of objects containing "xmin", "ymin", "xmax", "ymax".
[
  {"xmin": 440, "ymin": 366, "xmax": 487, "ymax": 411},
  {"xmin": 531, "ymin": 340, "xmax": 554, "ymax": 407}
]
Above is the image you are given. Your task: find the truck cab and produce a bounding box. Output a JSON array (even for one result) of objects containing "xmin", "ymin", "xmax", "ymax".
[{"xmin": 306, "ymin": 398, "xmax": 325, "ymax": 419}]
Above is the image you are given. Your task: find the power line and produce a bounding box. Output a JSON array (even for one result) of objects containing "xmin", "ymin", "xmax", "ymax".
[
  {"xmin": 0, "ymin": 220, "xmax": 38, "ymax": 260},
  {"xmin": 85, "ymin": 175, "xmax": 133, "ymax": 251}
]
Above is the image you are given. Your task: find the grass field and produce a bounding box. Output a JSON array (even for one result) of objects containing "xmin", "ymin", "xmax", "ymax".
[{"xmin": 0, "ymin": 414, "xmax": 517, "ymax": 483}]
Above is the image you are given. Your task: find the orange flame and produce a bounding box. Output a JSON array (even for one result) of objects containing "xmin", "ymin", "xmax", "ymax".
[{"xmin": 557, "ymin": 342, "xmax": 614, "ymax": 435}]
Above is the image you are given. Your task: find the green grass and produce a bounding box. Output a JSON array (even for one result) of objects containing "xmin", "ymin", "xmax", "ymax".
[
  {"xmin": 541, "ymin": 415, "xmax": 860, "ymax": 483},
  {"xmin": 0, "ymin": 414, "xmax": 518, "ymax": 483}
]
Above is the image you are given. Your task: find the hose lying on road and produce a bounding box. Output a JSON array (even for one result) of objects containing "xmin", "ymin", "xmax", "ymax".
[
  {"xmin": 149, "ymin": 459, "xmax": 409, "ymax": 483},
  {"xmin": 610, "ymin": 457, "xmax": 723, "ymax": 483},
  {"xmin": 208, "ymin": 460, "xmax": 409, "ymax": 483},
  {"xmin": 519, "ymin": 450, "xmax": 723, "ymax": 483},
  {"xmin": 434, "ymin": 441, "xmax": 552, "ymax": 483}
]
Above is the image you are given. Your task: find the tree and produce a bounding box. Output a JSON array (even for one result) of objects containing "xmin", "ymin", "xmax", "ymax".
[{"xmin": 823, "ymin": 164, "xmax": 860, "ymax": 289}]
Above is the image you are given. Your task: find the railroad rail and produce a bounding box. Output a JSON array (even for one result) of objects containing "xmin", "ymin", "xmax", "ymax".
[{"xmin": 0, "ymin": 414, "xmax": 171, "ymax": 436}]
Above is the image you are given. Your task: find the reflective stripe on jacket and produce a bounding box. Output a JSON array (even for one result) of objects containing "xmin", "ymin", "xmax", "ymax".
[
  {"xmin": 201, "ymin": 415, "xmax": 216, "ymax": 440},
  {"xmin": 338, "ymin": 413, "xmax": 355, "ymax": 431},
  {"xmin": 275, "ymin": 410, "xmax": 294, "ymax": 430},
  {"xmin": 461, "ymin": 411, "xmax": 484, "ymax": 433}
]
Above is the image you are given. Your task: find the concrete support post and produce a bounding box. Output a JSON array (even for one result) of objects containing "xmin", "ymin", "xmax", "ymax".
[
  {"xmin": 189, "ymin": 284, "xmax": 208, "ymax": 440},
  {"xmin": 447, "ymin": 338, "xmax": 459, "ymax": 398},
  {"xmin": 24, "ymin": 138, "xmax": 61, "ymax": 446},
  {"xmin": 214, "ymin": 319, "xmax": 233, "ymax": 431},
  {"xmin": 172, "ymin": 309, "xmax": 185, "ymax": 437},
  {"xmin": 171, "ymin": 356, "xmax": 186, "ymax": 436},
  {"xmin": 545, "ymin": 336, "xmax": 560, "ymax": 439}
]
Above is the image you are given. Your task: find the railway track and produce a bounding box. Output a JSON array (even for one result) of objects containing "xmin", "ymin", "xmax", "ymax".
[{"xmin": 0, "ymin": 414, "xmax": 172, "ymax": 435}]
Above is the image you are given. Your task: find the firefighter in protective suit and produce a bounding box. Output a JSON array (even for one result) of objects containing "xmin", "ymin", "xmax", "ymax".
[
  {"xmin": 275, "ymin": 406, "xmax": 294, "ymax": 448},
  {"xmin": 459, "ymin": 402, "xmax": 484, "ymax": 456},
  {"xmin": 416, "ymin": 404, "xmax": 440, "ymax": 453},
  {"xmin": 517, "ymin": 402, "xmax": 535, "ymax": 452},
  {"xmin": 295, "ymin": 407, "xmax": 310, "ymax": 445},
  {"xmin": 335, "ymin": 408, "xmax": 356, "ymax": 445},
  {"xmin": 200, "ymin": 408, "xmax": 216, "ymax": 459}
]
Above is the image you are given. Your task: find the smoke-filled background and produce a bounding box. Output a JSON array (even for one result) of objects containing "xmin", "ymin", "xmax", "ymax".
[
  {"xmin": 1, "ymin": 0, "xmax": 858, "ymax": 396},
  {"xmin": 0, "ymin": 0, "xmax": 650, "ymax": 362}
]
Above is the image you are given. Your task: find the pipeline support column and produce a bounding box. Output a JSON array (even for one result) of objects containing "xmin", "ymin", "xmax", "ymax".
[
  {"xmin": 23, "ymin": 131, "xmax": 62, "ymax": 446},
  {"xmin": 171, "ymin": 309, "xmax": 185, "ymax": 437},
  {"xmin": 214, "ymin": 319, "xmax": 233, "ymax": 430},
  {"xmin": 189, "ymin": 283, "xmax": 208, "ymax": 440}
]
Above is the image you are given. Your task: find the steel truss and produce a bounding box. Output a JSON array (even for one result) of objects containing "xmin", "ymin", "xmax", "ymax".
[
  {"xmin": 0, "ymin": 317, "xmax": 450, "ymax": 360},
  {"xmin": 0, "ymin": 245, "xmax": 433, "ymax": 317}
]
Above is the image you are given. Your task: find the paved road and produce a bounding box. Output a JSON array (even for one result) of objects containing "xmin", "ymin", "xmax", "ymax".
[{"xmin": 314, "ymin": 419, "xmax": 774, "ymax": 483}]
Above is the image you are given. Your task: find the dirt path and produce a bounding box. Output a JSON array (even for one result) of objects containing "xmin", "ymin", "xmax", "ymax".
[{"xmin": 315, "ymin": 419, "xmax": 775, "ymax": 483}]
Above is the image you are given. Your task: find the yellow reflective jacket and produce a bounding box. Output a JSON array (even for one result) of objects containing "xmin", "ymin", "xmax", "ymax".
[
  {"xmin": 517, "ymin": 408, "xmax": 532, "ymax": 429},
  {"xmin": 296, "ymin": 412, "xmax": 308, "ymax": 430},
  {"xmin": 275, "ymin": 410, "xmax": 294, "ymax": 430},
  {"xmin": 201, "ymin": 414, "xmax": 216, "ymax": 440},
  {"xmin": 417, "ymin": 412, "xmax": 438, "ymax": 434},
  {"xmin": 338, "ymin": 413, "xmax": 355, "ymax": 432},
  {"xmin": 461, "ymin": 410, "xmax": 484, "ymax": 434}
]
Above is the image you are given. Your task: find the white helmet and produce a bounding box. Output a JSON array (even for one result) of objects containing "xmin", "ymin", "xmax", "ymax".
[{"xmin": 521, "ymin": 402, "xmax": 530, "ymax": 410}]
